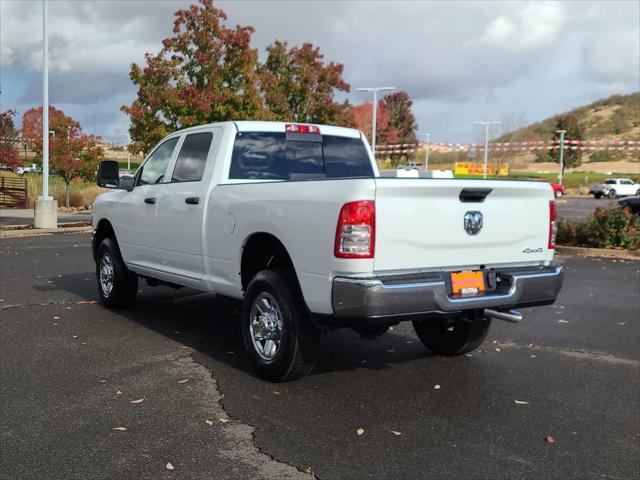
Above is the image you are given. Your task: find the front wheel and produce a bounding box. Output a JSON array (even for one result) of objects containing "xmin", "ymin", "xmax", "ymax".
[
  {"xmin": 594, "ymin": 193, "xmax": 602, "ymax": 199},
  {"xmin": 608, "ymin": 189, "xmax": 617, "ymax": 199},
  {"xmin": 96, "ymin": 238, "xmax": 138, "ymax": 308},
  {"xmin": 241, "ymin": 270, "xmax": 321, "ymax": 382},
  {"xmin": 555, "ymin": 190, "xmax": 563, "ymax": 198},
  {"xmin": 412, "ymin": 311, "xmax": 491, "ymax": 356}
]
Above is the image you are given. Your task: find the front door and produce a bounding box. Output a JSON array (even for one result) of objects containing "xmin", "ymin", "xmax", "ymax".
[
  {"xmin": 154, "ymin": 129, "xmax": 221, "ymax": 287},
  {"xmin": 116, "ymin": 136, "xmax": 180, "ymax": 272}
]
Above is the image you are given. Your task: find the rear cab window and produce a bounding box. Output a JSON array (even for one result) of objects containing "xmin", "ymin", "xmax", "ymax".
[{"xmin": 228, "ymin": 131, "xmax": 373, "ymax": 181}]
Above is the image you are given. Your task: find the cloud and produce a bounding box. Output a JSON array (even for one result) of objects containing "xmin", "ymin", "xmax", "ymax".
[{"xmin": 1, "ymin": 0, "xmax": 638, "ymax": 143}]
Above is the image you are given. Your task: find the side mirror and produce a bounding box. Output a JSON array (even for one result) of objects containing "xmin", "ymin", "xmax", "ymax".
[
  {"xmin": 119, "ymin": 175, "xmax": 135, "ymax": 192},
  {"xmin": 97, "ymin": 160, "xmax": 120, "ymax": 189}
]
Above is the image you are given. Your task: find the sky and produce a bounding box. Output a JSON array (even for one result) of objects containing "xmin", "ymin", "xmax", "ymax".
[{"xmin": 1, "ymin": 0, "xmax": 639, "ymax": 144}]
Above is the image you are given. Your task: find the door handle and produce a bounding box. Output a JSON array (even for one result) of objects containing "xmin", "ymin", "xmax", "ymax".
[
  {"xmin": 144, "ymin": 197, "xmax": 156, "ymax": 204},
  {"xmin": 185, "ymin": 197, "xmax": 200, "ymax": 205}
]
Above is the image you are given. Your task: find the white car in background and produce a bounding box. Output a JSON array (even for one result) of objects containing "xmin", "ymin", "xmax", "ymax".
[
  {"xmin": 590, "ymin": 178, "xmax": 640, "ymax": 199},
  {"xmin": 16, "ymin": 165, "xmax": 40, "ymax": 175}
]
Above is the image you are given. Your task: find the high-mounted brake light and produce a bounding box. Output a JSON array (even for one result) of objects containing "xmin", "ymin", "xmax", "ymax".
[
  {"xmin": 548, "ymin": 200, "xmax": 557, "ymax": 249},
  {"xmin": 335, "ymin": 201, "xmax": 375, "ymax": 259},
  {"xmin": 285, "ymin": 123, "xmax": 320, "ymax": 134}
]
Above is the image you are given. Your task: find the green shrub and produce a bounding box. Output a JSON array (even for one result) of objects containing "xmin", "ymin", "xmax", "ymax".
[{"xmin": 587, "ymin": 207, "xmax": 640, "ymax": 249}]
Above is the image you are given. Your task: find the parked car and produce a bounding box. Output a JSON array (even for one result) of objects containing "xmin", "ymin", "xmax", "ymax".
[
  {"xmin": 16, "ymin": 165, "xmax": 40, "ymax": 175},
  {"xmin": 92, "ymin": 121, "xmax": 564, "ymax": 381},
  {"xmin": 590, "ymin": 178, "xmax": 640, "ymax": 199},
  {"xmin": 618, "ymin": 196, "xmax": 640, "ymax": 215}
]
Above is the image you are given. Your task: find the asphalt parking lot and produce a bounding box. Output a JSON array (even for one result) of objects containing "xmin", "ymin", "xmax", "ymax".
[{"xmin": 1, "ymin": 233, "xmax": 638, "ymax": 479}]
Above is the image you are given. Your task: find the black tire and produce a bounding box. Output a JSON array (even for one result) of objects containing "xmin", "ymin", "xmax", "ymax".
[
  {"xmin": 594, "ymin": 193, "xmax": 602, "ymax": 199},
  {"xmin": 636, "ymin": 189, "xmax": 640, "ymax": 196},
  {"xmin": 555, "ymin": 190, "xmax": 563, "ymax": 198},
  {"xmin": 608, "ymin": 189, "xmax": 617, "ymax": 199},
  {"xmin": 412, "ymin": 311, "xmax": 491, "ymax": 356},
  {"xmin": 96, "ymin": 237, "xmax": 138, "ymax": 308},
  {"xmin": 241, "ymin": 269, "xmax": 321, "ymax": 382}
]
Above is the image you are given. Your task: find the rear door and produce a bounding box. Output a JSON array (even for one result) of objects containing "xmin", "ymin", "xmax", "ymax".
[
  {"xmin": 154, "ymin": 128, "xmax": 221, "ymax": 287},
  {"xmin": 373, "ymin": 178, "xmax": 555, "ymax": 272}
]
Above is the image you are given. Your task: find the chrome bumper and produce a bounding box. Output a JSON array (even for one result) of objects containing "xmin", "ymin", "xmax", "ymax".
[{"xmin": 332, "ymin": 264, "xmax": 564, "ymax": 318}]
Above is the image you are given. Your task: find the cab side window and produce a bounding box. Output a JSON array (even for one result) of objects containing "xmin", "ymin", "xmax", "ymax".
[
  {"xmin": 171, "ymin": 132, "xmax": 213, "ymax": 183},
  {"xmin": 137, "ymin": 138, "xmax": 179, "ymax": 186}
]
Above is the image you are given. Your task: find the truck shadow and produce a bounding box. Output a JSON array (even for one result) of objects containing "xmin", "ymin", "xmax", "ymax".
[{"xmin": 53, "ymin": 272, "xmax": 432, "ymax": 379}]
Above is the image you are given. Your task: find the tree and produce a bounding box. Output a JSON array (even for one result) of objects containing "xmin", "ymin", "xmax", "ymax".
[
  {"xmin": 122, "ymin": 0, "xmax": 266, "ymax": 154},
  {"xmin": 550, "ymin": 114, "xmax": 584, "ymax": 174},
  {"xmin": 22, "ymin": 106, "xmax": 104, "ymax": 207},
  {"xmin": 0, "ymin": 110, "xmax": 21, "ymax": 170},
  {"xmin": 260, "ymin": 40, "xmax": 352, "ymax": 125},
  {"xmin": 348, "ymin": 101, "xmax": 393, "ymax": 143},
  {"xmin": 382, "ymin": 91, "xmax": 418, "ymax": 144}
]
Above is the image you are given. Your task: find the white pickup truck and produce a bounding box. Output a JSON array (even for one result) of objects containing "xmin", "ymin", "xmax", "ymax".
[
  {"xmin": 589, "ymin": 178, "xmax": 640, "ymax": 199},
  {"xmin": 93, "ymin": 121, "xmax": 564, "ymax": 381}
]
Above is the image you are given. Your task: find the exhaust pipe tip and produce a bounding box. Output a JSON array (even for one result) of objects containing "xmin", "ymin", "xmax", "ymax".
[{"xmin": 484, "ymin": 309, "xmax": 523, "ymax": 323}]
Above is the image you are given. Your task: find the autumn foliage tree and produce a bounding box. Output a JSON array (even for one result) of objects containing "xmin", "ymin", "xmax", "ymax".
[
  {"xmin": 349, "ymin": 101, "xmax": 394, "ymax": 144},
  {"xmin": 22, "ymin": 106, "xmax": 103, "ymax": 207},
  {"xmin": 0, "ymin": 109, "xmax": 21, "ymax": 170},
  {"xmin": 261, "ymin": 41, "xmax": 352, "ymax": 125},
  {"xmin": 123, "ymin": 0, "xmax": 353, "ymax": 153}
]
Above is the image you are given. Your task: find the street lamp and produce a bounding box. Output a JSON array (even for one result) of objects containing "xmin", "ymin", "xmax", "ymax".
[
  {"xmin": 556, "ymin": 129, "xmax": 567, "ymax": 185},
  {"xmin": 122, "ymin": 134, "xmax": 131, "ymax": 172},
  {"xmin": 355, "ymin": 86, "xmax": 396, "ymax": 157},
  {"xmin": 423, "ymin": 133, "xmax": 431, "ymax": 171},
  {"xmin": 474, "ymin": 121, "xmax": 502, "ymax": 179},
  {"xmin": 34, "ymin": 0, "xmax": 57, "ymax": 229}
]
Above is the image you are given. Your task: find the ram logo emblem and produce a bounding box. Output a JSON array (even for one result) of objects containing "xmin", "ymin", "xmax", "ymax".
[{"xmin": 464, "ymin": 211, "xmax": 483, "ymax": 235}]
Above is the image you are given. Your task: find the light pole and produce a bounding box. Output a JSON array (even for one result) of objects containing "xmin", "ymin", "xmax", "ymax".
[
  {"xmin": 34, "ymin": 0, "xmax": 57, "ymax": 228},
  {"xmin": 355, "ymin": 86, "xmax": 395, "ymax": 158},
  {"xmin": 556, "ymin": 129, "xmax": 566, "ymax": 185},
  {"xmin": 122, "ymin": 134, "xmax": 131, "ymax": 172},
  {"xmin": 474, "ymin": 121, "xmax": 502, "ymax": 179},
  {"xmin": 423, "ymin": 133, "xmax": 431, "ymax": 171}
]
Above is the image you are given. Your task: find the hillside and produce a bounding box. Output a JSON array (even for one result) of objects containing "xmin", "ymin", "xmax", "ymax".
[{"xmin": 498, "ymin": 92, "xmax": 640, "ymax": 142}]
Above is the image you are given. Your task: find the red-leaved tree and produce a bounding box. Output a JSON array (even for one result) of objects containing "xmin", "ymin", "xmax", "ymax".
[
  {"xmin": 0, "ymin": 110, "xmax": 21, "ymax": 170},
  {"xmin": 22, "ymin": 106, "xmax": 104, "ymax": 207}
]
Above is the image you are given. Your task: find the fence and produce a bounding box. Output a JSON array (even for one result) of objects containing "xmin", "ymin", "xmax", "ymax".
[{"xmin": 0, "ymin": 176, "xmax": 27, "ymax": 208}]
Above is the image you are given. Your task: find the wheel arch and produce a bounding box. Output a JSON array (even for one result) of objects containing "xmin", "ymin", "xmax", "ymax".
[
  {"xmin": 93, "ymin": 218, "xmax": 117, "ymax": 261},
  {"xmin": 240, "ymin": 232, "xmax": 299, "ymax": 293}
]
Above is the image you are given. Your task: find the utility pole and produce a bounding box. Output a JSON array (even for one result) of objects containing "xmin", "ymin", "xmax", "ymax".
[
  {"xmin": 556, "ymin": 129, "xmax": 567, "ymax": 185},
  {"xmin": 474, "ymin": 121, "xmax": 502, "ymax": 179},
  {"xmin": 355, "ymin": 87, "xmax": 396, "ymax": 159},
  {"xmin": 122, "ymin": 134, "xmax": 131, "ymax": 172},
  {"xmin": 423, "ymin": 133, "xmax": 431, "ymax": 171},
  {"xmin": 34, "ymin": 0, "xmax": 57, "ymax": 228}
]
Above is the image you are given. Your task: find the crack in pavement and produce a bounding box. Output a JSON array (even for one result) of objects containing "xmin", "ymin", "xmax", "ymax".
[{"xmin": 496, "ymin": 341, "xmax": 640, "ymax": 366}]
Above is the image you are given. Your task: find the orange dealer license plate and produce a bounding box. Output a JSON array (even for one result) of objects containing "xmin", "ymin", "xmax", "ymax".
[{"xmin": 450, "ymin": 270, "xmax": 486, "ymax": 296}]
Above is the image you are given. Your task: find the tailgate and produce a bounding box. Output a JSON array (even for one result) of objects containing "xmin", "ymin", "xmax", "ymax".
[{"xmin": 373, "ymin": 178, "xmax": 555, "ymax": 272}]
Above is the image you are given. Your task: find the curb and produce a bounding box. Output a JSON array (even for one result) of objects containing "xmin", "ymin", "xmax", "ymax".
[
  {"xmin": 0, "ymin": 225, "xmax": 92, "ymax": 238},
  {"xmin": 556, "ymin": 245, "xmax": 640, "ymax": 259}
]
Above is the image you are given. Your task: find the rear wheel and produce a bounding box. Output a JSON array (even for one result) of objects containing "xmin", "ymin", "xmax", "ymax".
[
  {"xmin": 241, "ymin": 269, "xmax": 321, "ymax": 382},
  {"xmin": 555, "ymin": 190, "xmax": 563, "ymax": 198},
  {"xmin": 636, "ymin": 189, "xmax": 640, "ymax": 196},
  {"xmin": 412, "ymin": 311, "xmax": 491, "ymax": 356},
  {"xmin": 96, "ymin": 238, "xmax": 138, "ymax": 308},
  {"xmin": 608, "ymin": 189, "xmax": 617, "ymax": 199}
]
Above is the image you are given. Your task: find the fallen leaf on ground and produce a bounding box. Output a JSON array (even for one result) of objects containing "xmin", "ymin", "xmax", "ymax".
[
  {"xmin": 100, "ymin": 380, "xmax": 106, "ymax": 383},
  {"xmin": 177, "ymin": 379, "xmax": 189, "ymax": 384},
  {"xmin": 495, "ymin": 347, "xmax": 502, "ymax": 352},
  {"xmin": 219, "ymin": 417, "xmax": 230, "ymax": 423},
  {"xmin": 514, "ymin": 400, "xmax": 529, "ymax": 405},
  {"xmin": 272, "ymin": 390, "xmax": 281, "ymax": 395},
  {"xmin": 205, "ymin": 419, "xmax": 214, "ymax": 426},
  {"xmin": 76, "ymin": 300, "xmax": 97, "ymax": 304},
  {"xmin": 166, "ymin": 462, "xmax": 174, "ymax": 470},
  {"xmin": 72, "ymin": 335, "xmax": 78, "ymax": 339},
  {"xmin": 356, "ymin": 427, "xmax": 365, "ymax": 436},
  {"xmin": 545, "ymin": 435, "xmax": 555, "ymax": 444},
  {"xmin": 116, "ymin": 390, "xmax": 122, "ymax": 395},
  {"xmin": 558, "ymin": 320, "xmax": 569, "ymax": 324},
  {"xmin": 113, "ymin": 427, "xmax": 127, "ymax": 431},
  {"xmin": 129, "ymin": 398, "xmax": 144, "ymax": 404},
  {"xmin": 391, "ymin": 431, "xmax": 402, "ymax": 436},
  {"xmin": 434, "ymin": 384, "xmax": 441, "ymax": 390},
  {"xmin": 53, "ymin": 315, "xmax": 61, "ymax": 320}
]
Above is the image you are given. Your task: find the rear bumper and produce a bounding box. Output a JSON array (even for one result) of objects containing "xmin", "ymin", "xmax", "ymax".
[{"xmin": 331, "ymin": 264, "xmax": 564, "ymax": 319}]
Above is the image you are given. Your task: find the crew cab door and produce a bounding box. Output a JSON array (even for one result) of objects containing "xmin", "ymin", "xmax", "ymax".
[
  {"xmin": 116, "ymin": 137, "xmax": 180, "ymax": 271},
  {"xmin": 154, "ymin": 129, "xmax": 221, "ymax": 287}
]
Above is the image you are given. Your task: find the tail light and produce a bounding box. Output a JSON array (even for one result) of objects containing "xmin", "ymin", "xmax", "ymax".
[
  {"xmin": 548, "ymin": 200, "xmax": 557, "ymax": 249},
  {"xmin": 285, "ymin": 123, "xmax": 320, "ymax": 134},
  {"xmin": 334, "ymin": 200, "xmax": 375, "ymax": 258}
]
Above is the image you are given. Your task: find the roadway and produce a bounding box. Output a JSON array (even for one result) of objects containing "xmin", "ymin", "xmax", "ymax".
[{"xmin": 1, "ymin": 233, "xmax": 638, "ymax": 479}]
